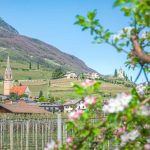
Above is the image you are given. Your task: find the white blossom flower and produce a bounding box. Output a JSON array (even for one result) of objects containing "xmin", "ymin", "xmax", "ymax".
[
  {"xmin": 112, "ymin": 33, "xmax": 122, "ymax": 40},
  {"xmin": 102, "ymin": 93, "xmax": 132, "ymax": 114},
  {"xmin": 136, "ymin": 84, "xmax": 146, "ymax": 96},
  {"xmin": 128, "ymin": 130, "xmax": 140, "ymax": 141},
  {"xmin": 112, "ymin": 27, "xmax": 133, "ymax": 41},
  {"xmin": 120, "ymin": 130, "xmax": 140, "ymax": 147},
  {"xmin": 141, "ymin": 32, "xmax": 148, "ymax": 39},
  {"xmin": 147, "ymin": 138, "xmax": 150, "ymax": 144},
  {"xmin": 138, "ymin": 105, "xmax": 150, "ymax": 116},
  {"xmin": 44, "ymin": 141, "xmax": 56, "ymax": 150}
]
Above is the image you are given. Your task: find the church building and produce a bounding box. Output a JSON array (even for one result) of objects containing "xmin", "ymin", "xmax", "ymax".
[{"xmin": 3, "ymin": 56, "xmax": 31, "ymax": 96}]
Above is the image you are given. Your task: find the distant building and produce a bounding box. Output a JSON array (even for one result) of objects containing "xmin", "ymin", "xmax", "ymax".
[
  {"xmin": 39, "ymin": 99, "xmax": 86, "ymax": 113},
  {"xmin": 64, "ymin": 72, "xmax": 77, "ymax": 79},
  {"xmin": 39, "ymin": 102, "xmax": 64, "ymax": 113},
  {"xmin": 117, "ymin": 68, "xmax": 124, "ymax": 79},
  {"xmin": 90, "ymin": 72, "xmax": 100, "ymax": 79},
  {"xmin": 0, "ymin": 100, "xmax": 49, "ymax": 113},
  {"xmin": 3, "ymin": 56, "xmax": 31, "ymax": 96},
  {"xmin": 64, "ymin": 99, "xmax": 85, "ymax": 113},
  {"xmin": 84, "ymin": 72, "xmax": 100, "ymax": 80}
]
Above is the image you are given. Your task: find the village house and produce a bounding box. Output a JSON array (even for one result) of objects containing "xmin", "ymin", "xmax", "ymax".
[
  {"xmin": 0, "ymin": 100, "xmax": 49, "ymax": 113},
  {"xmin": 63, "ymin": 99, "xmax": 85, "ymax": 113},
  {"xmin": 84, "ymin": 72, "xmax": 100, "ymax": 80},
  {"xmin": 39, "ymin": 102, "xmax": 64, "ymax": 113},
  {"xmin": 90, "ymin": 72, "xmax": 100, "ymax": 79},
  {"xmin": 64, "ymin": 72, "xmax": 77, "ymax": 79}
]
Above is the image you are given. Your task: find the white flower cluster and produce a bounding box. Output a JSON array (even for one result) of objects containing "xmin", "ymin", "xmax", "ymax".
[
  {"xmin": 44, "ymin": 140, "xmax": 57, "ymax": 150},
  {"xmin": 136, "ymin": 84, "xmax": 146, "ymax": 96},
  {"xmin": 120, "ymin": 130, "xmax": 140, "ymax": 147},
  {"xmin": 141, "ymin": 32, "xmax": 148, "ymax": 39},
  {"xmin": 138, "ymin": 105, "xmax": 150, "ymax": 116},
  {"xmin": 102, "ymin": 93, "xmax": 132, "ymax": 113},
  {"xmin": 112, "ymin": 27, "xmax": 133, "ymax": 41}
]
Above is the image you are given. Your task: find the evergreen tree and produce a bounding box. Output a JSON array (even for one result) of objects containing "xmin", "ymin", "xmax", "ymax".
[
  {"xmin": 114, "ymin": 69, "xmax": 117, "ymax": 77},
  {"xmin": 52, "ymin": 67, "xmax": 65, "ymax": 79},
  {"xmin": 29, "ymin": 62, "xmax": 32, "ymax": 69},
  {"xmin": 130, "ymin": 76, "xmax": 132, "ymax": 82},
  {"xmin": 125, "ymin": 74, "xmax": 128, "ymax": 81},
  {"xmin": 37, "ymin": 62, "xmax": 39, "ymax": 70},
  {"xmin": 39, "ymin": 90, "xmax": 43, "ymax": 98}
]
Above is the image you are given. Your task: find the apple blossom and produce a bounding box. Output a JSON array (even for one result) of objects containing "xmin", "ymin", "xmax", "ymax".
[
  {"xmin": 120, "ymin": 130, "xmax": 140, "ymax": 147},
  {"xmin": 68, "ymin": 110, "xmax": 84, "ymax": 120},
  {"xmin": 144, "ymin": 144, "xmax": 150, "ymax": 150},
  {"xmin": 138, "ymin": 105, "xmax": 150, "ymax": 116},
  {"xmin": 45, "ymin": 141, "xmax": 57, "ymax": 150},
  {"xmin": 136, "ymin": 84, "xmax": 146, "ymax": 97},
  {"xmin": 66, "ymin": 137, "xmax": 73, "ymax": 144},
  {"xmin": 84, "ymin": 96, "xmax": 96, "ymax": 107},
  {"xmin": 81, "ymin": 79, "xmax": 96, "ymax": 88},
  {"xmin": 117, "ymin": 126, "xmax": 126, "ymax": 134},
  {"xmin": 102, "ymin": 93, "xmax": 132, "ymax": 113}
]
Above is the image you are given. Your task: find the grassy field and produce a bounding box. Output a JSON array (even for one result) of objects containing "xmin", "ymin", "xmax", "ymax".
[{"xmin": 0, "ymin": 78, "xmax": 131, "ymax": 99}]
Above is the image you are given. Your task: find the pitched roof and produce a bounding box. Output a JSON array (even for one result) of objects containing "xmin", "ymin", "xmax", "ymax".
[
  {"xmin": 0, "ymin": 102, "xmax": 49, "ymax": 113},
  {"xmin": 64, "ymin": 99, "xmax": 82, "ymax": 106},
  {"xmin": 10, "ymin": 86, "xmax": 28, "ymax": 95}
]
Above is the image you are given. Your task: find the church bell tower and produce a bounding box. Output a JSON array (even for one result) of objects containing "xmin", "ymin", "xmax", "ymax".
[{"xmin": 4, "ymin": 56, "xmax": 13, "ymax": 95}]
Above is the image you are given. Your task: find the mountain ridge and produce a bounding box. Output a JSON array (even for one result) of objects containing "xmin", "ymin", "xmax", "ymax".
[{"xmin": 0, "ymin": 18, "xmax": 96, "ymax": 73}]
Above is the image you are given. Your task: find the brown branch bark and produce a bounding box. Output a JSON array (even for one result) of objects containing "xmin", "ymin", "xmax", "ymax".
[
  {"xmin": 131, "ymin": 35, "xmax": 150, "ymax": 64},
  {"xmin": 141, "ymin": 96, "xmax": 150, "ymax": 106}
]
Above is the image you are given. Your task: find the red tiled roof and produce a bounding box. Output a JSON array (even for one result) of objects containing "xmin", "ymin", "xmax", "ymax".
[
  {"xmin": 10, "ymin": 86, "xmax": 27, "ymax": 95},
  {"xmin": 0, "ymin": 102, "xmax": 49, "ymax": 113}
]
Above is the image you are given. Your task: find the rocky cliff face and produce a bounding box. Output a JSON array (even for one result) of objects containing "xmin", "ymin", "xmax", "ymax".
[{"xmin": 0, "ymin": 18, "xmax": 95, "ymax": 73}]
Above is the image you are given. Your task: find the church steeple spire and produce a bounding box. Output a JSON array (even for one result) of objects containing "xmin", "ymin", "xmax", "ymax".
[
  {"xmin": 4, "ymin": 56, "xmax": 13, "ymax": 95},
  {"xmin": 4, "ymin": 56, "xmax": 13, "ymax": 81}
]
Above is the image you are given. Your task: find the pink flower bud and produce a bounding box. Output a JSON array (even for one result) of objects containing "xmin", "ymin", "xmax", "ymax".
[
  {"xmin": 66, "ymin": 137, "xmax": 73, "ymax": 144},
  {"xmin": 84, "ymin": 101, "xmax": 89, "ymax": 107},
  {"xmin": 144, "ymin": 144, "xmax": 150, "ymax": 150},
  {"xmin": 84, "ymin": 96, "xmax": 97, "ymax": 106},
  {"xmin": 68, "ymin": 112, "xmax": 79, "ymax": 120},
  {"xmin": 81, "ymin": 82, "xmax": 87, "ymax": 87},
  {"xmin": 76, "ymin": 110, "xmax": 83, "ymax": 115},
  {"xmin": 81, "ymin": 79, "xmax": 96, "ymax": 88},
  {"xmin": 117, "ymin": 127, "xmax": 126, "ymax": 134}
]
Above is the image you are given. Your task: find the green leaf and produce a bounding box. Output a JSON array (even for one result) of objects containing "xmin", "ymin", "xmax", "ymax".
[
  {"xmin": 93, "ymin": 82, "xmax": 101, "ymax": 91},
  {"xmin": 73, "ymin": 84, "xmax": 85, "ymax": 94},
  {"xmin": 121, "ymin": 7, "xmax": 131, "ymax": 16},
  {"xmin": 113, "ymin": 0, "xmax": 126, "ymax": 7},
  {"xmin": 93, "ymin": 128, "xmax": 100, "ymax": 135},
  {"xmin": 87, "ymin": 10, "xmax": 96, "ymax": 21},
  {"xmin": 119, "ymin": 43, "xmax": 125, "ymax": 47},
  {"xmin": 81, "ymin": 130, "xmax": 90, "ymax": 137}
]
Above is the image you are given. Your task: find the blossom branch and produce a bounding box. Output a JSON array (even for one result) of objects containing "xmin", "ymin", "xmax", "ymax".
[
  {"xmin": 141, "ymin": 96, "xmax": 150, "ymax": 106},
  {"xmin": 131, "ymin": 35, "xmax": 150, "ymax": 63}
]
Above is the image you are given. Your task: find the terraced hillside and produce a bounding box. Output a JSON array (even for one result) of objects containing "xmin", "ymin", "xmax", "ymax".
[{"xmin": 0, "ymin": 78, "xmax": 131, "ymax": 99}]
